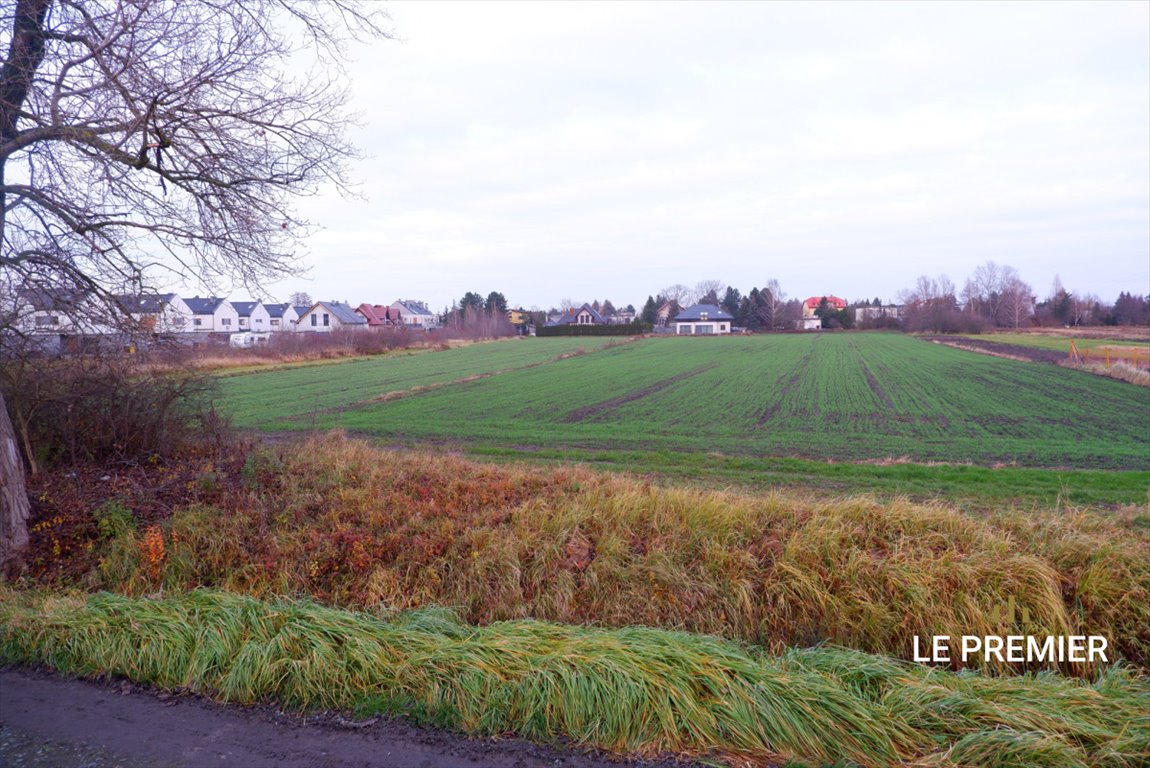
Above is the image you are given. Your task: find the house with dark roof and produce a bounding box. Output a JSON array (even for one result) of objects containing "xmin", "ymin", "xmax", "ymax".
[
  {"xmin": 388, "ymin": 299, "xmax": 437, "ymax": 329},
  {"xmin": 296, "ymin": 301, "xmax": 368, "ymax": 332},
  {"xmin": 549, "ymin": 304, "xmax": 605, "ymax": 327},
  {"xmin": 264, "ymin": 303, "xmax": 300, "ymax": 332},
  {"xmin": 673, "ymin": 304, "xmax": 734, "ymax": 335},
  {"xmin": 113, "ymin": 293, "xmax": 193, "ymax": 333},
  {"xmin": 15, "ymin": 287, "xmax": 104, "ymax": 334},
  {"xmin": 184, "ymin": 297, "xmax": 239, "ymax": 332},
  {"xmin": 231, "ymin": 301, "xmax": 271, "ymax": 332}
]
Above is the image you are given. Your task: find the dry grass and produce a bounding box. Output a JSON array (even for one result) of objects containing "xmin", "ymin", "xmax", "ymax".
[
  {"xmin": 81, "ymin": 434, "xmax": 1150, "ymax": 675},
  {"xmin": 1059, "ymin": 360, "xmax": 1150, "ymax": 388}
]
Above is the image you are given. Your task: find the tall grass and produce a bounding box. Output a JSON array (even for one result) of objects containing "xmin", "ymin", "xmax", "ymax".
[
  {"xmin": 82, "ymin": 435, "xmax": 1150, "ymax": 674},
  {"xmin": 1, "ymin": 589, "xmax": 1145, "ymax": 768}
]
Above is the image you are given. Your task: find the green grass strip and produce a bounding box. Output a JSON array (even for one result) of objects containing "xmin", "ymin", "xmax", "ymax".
[{"xmin": 1, "ymin": 589, "xmax": 1146, "ymax": 767}]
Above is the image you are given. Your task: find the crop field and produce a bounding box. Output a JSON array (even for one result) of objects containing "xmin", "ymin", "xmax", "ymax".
[
  {"xmin": 960, "ymin": 332, "xmax": 1150, "ymax": 355},
  {"xmin": 219, "ymin": 336, "xmax": 603, "ymax": 426},
  {"xmin": 221, "ymin": 333, "xmax": 1149, "ymax": 475}
]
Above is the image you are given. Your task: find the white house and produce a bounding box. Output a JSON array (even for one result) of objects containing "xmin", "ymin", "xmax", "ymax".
[
  {"xmin": 265, "ymin": 303, "xmax": 300, "ymax": 332},
  {"xmin": 15, "ymin": 288, "xmax": 103, "ymax": 335},
  {"xmin": 296, "ymin": 301, "xmax": 369, "ymax": 332},
  {"xmin": 673, "ymin": 304, "xmax": 734, "ymax": 335},
  {"xmin": 389, "ymin": 299, "xmax": 437, "ymax": 329},
  {"xmin": 113, "ymin": 293, "xmax": 194, "ymax": 333},
  {"xmin": 231, "ymin": 301, "xmax": 272, "ymax": 332},
  {"xmin": 184, "ymin": 297, "xmax": 239, "ymax": 332}
]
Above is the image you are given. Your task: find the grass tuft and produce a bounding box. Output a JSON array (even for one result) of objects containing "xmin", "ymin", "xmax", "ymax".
[{"xmin": 1, "ymin": 589, "xmax": 1146, "ymax": 767}]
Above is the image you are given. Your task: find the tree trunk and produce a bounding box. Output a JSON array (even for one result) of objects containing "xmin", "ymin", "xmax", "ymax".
[{"xmin": 0, "ymin": 389, "xmax": 31, "ymax": 577}]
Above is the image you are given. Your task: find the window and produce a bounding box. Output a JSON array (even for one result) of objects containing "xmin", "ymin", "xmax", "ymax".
[
  {"xmin": 695, "ymin": 324, "xmax": 714, "ymax": 335},
  {"xmin": 193, "ymin": 318, "xmax": 202, "ymax": 327},
  {"xmin": 700, "ymin": 311, "xmax": 709, "ymax": 321},
  {"xmin": 720, "ymin": 324, "xmax": 728, "ymax": 332},
  {"xmin": 34, "ymin": 315, "xmax": 59, "ymax": 326},
  {"xmin": 221, "ymin": 318, "xmax": 231, "ymax": 327},
  {"xmin": 322, "ymin": 313, "xmax": 330, "ymax": 327},
  {"xmin": 271, "ymin": 319, "xmax": 280, "ymax": 327},
  {"xmin": 311, "ymin": 314, "xmax": 317, "ymax": 326}
]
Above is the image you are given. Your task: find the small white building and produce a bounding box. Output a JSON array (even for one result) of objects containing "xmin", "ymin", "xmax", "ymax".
[
  {"xmin": 184, "ymin": 297, "xmax": 239, "ymax": 332},
  {"xmin": 389, "ymin": 299, "xmax": 437, "ymax": 329},
  {"xmin": 673, "ymin": 304, "xmax": 734, "ymax": 335},
  {"xmin": 265, "ymin": 303, "xmax": 300, "ymax": 332},
  {"xmin": 231, "ymin": 301, "xmax": 272, "ymax": 333},
  {"xmin": 296, "ymin": 301, "xmax": 369, "ymax": 332},
  {"xmin": 114, "ymin": 293, "xmax": 194, "ymax": 333}
]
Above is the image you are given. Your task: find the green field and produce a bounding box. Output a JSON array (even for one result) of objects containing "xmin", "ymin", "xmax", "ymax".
[
  {"xmin": 218, "ymin": 333, "xmax": 1150, "ymax": 502},
  {"xmin": 961, "ymin": 332, "xmax": 1150, "ymax": 354}
]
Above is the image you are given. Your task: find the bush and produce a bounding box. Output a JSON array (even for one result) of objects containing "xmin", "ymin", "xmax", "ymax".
[
  {"xmin": 0, "ymin": 352, "xmax": 226, "ymax": 470},
  {"xmin": 536, "ymin": 322, "xmax": 651, "ymax": 337}
]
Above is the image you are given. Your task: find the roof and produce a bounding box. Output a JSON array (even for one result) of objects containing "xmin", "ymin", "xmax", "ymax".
[
  {"xmin": 673, "ymin": 304, "xmax": 734, "ymax": 322},
  {"xmin": 356, "ymin": 304, "xmax": 395, "ymax": 326},
  {"xmin": 265, "ymin": 303, "xmax": 289, "ymax": 319},
  {"xmin": 307, "ymin": 301, "xmax": 367, "ymax": 325},
  {"xmin": 392, "ymin": 299, "xmax": 433, "ymax": 317},
  {"xmin": 184, "ymin": 297, "xmax": 227, "ymax": 314},
  {"xmin": 231, "ymin": 301, "xmax": 263, "ymax": 317},
  {"xmin": 803, "ymin": 296, "xmax": 847, "ymax": 310},
  {"xmin": 293, "ymin": 305, "xmax": 312, "ymax": 317},
  {"xmin": 554, "ymin": 304, "xmax": 606, "ymax": 325},
  {"xmin": 17, "ymin": 287, "xmax": 89, "ymax": 312},
  {"xmin": 113, "ymin": 293, "xmax": 177, "ymax": 314}
]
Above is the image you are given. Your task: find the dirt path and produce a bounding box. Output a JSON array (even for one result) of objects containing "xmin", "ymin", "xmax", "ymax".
[{"xmin": 0, "ymin": 667, "xmax": 697, "ymax": 768}]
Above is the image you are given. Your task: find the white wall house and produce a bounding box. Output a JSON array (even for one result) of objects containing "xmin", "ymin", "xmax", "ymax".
[
  {"xmin": 114, "ymin": 293, "xmax": 194, "ymax": 333},
  {"xmin": 231, "ymin": 301, "xmax": 272, "ymax": 332},
  {"xmin": 296, "ymin": 301, "xmax": 368, "ymax": 332},
  {"xmin": 673, "ymin": 304, "xmax": 734, "ymax": 335},
  {"xmin": 184, "ymin": 297, "xmax": 239, "ymax": 332},
  {"xmin": 265, "ymin": 303, "xmax": 300, "ymax": 332},
  {"xmin": 15, "ymin": 288, "xmax": 115, "ymax": 336},
  {"xmin": 389, "ymin": 299, "xmax": 437, "ymax": 329}
]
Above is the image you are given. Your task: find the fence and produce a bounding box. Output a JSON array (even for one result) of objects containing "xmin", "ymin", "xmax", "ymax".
[{"xmin": 1068, "ymin": 340, "xmax": 1148, "ymax": 368}]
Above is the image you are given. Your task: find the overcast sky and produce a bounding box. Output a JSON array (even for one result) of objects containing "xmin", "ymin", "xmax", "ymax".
[{"xmin": 254, "ymin": 0, "xmax": 1148, "ymax": 312}]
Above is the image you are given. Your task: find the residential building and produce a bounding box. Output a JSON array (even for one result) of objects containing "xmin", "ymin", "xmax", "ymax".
[
  {"xmin": 231, "ymin": 301, "xmax": 271, "ymax": 333},
  {"xmin": 113, "ymin": 293, "xmax": 194, "ymax": 333},
  {"xmin": 673, "ymin": 304, "xmax": 734, "ymax": 335},
  {"xmin": 389, "ymin": 299, "xmax": 437, "ymax": 329},
  {"xmin": 264, "ymin": 303, "xmax": 300, "ymax": 332},
  {"xmin": 184, "ymin": 297, "xmax": 239, "ymax": 332},
  {"xmin": 550, "ymin": 304, "xmax": 605, "ymax": 326},
  {"xmin": 854, "ymin": 305, "xmax": 903, "ymax": 324},
  {"xmin": 802, "ymin": 296, "xmax": 848, "ymax": 330},
  {"xmin": 297, "ymin": 301, "xmax": 368, "ymax": 332},
  {"xmin": 356, "ymin": 303, "xmax": 400, "ymax": 328}
]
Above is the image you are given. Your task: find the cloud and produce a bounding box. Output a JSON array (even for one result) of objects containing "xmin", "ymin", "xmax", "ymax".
[{"xmin": 253, "ymin": 0, "xmax": 1149, "ymax": 309}]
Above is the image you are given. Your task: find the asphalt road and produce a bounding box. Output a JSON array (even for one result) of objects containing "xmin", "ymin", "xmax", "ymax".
[{"xmin": 0, "ymin": 667, "xmax": 698, "ymax": 768}]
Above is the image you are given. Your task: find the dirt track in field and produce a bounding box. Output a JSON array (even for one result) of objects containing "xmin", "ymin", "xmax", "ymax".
[
  {"xmin": 0, "ymin": 667, "xmax": 701, "ymax": 768},
  {"xmin": 924, "ymin": 336, "xmax": 1066, "ymax": 364}
]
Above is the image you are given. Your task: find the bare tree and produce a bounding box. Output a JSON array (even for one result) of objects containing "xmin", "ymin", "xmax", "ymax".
[
  {"xmin": 899, "ymin": 274, "xmax": 968, "ymax": 333},
  {"xmin": 694, "ymin": 279, "xmax": 724, "ymax": 306},
  {"xmin": 0, "ymin": 0, "xmax": 388, "ymax": 572},
  {"xmin": 761, "ymin": 278, "xmax": 787, "ymax": 330},
  {"xmin": 288, "ymin": 291, "xmax": 314, "ymax": 307},
  {"xmin": 963, "ymin": 261, "xmax": 1023, "ymax": 326},
  {"xmin": 998, "ymin": 274, "xmax": 1034, "ymax": 329},
  {"xmin": 660, "ymin": 283, "xmax": 693, "ymax": 307}
]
